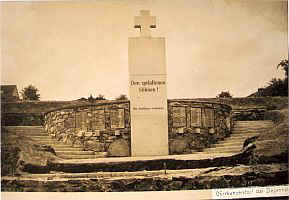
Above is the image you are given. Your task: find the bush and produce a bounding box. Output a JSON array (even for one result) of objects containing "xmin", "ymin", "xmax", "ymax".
[
  {"xmin": 20, "ymin": 85, "xmax": 40, "ymax": 101},
  {"xmin": 216, "ymin": 91, "xmax": 233, "ymax": 98}
]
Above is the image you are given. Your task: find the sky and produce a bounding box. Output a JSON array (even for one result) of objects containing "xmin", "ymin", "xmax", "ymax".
[{"xmin": 1, "ymin": 0, "xmax": 288, "ymax": 101}]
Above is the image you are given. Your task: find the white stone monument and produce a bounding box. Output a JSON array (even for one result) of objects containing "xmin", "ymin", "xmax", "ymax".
[{"xmin": 129, "ymin": 10, "xmax": 169, "ymax": 156}]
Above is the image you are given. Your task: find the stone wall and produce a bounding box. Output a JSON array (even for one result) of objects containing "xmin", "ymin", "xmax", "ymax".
[
  {"xmin": 44, "ymin": 100, "xmax": 232, "ymax": 157},
  {"xmin": 168, "ymin": 100, "xmax": 232, "ymax": 154},
  {"xmin": 44, "ymin": 101, "xmax": 131, "ymax": 156},
  {"xmin": 232, "ymin": 107, "xmax": 267, "ymax": 121}
]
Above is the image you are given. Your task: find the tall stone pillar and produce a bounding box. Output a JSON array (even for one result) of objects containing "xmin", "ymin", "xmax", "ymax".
[{"xmin": 128, "ymin": 10, "xmax": 168, "ymax": 156}]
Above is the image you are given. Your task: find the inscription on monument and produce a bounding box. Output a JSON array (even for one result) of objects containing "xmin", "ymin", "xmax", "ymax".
[
  {"xmin": 92, "ymin": 109, "xmax": 105, "ymax": 131},
  {"xmin": 110, "ymin": 109, "xmax": 125, "ymax": 129},
  {"xmin": 191, "ymin": 107, "xmax": 201, "ymax": 127},
  {"xmin": 172, "ymin": 106, "xmax": 186, "ymax": 127},
  {"xmin": 75, "ymin": 112, "xmax": 81, "ymax": 128},
  {"xmin": 202, "ymin": 108, "xmax": 214, "ymax": 128}
]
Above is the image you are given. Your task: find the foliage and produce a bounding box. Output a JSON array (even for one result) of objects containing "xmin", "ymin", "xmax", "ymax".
[
  {"xmin": 216, "ymin": 91, "xmax": 233, "ymax": 98},
  {"xmin": 264, "ymin": 78, "xmax": 288, "ymax": 97},
  {"xmin": 88, "ymin": 94, "xmax": 94, "ymax": 103},
  {"xmin": 95, "ymin": 94, "xmax": 106, "ymax": 100},
  {"xmin": 20, "ymin": 85, "xmax": 40, "ymax": 101},
  {"xmin": 277, "ymin": 59, "xmax": 288, "ymax": 78},
  {"xmin": 251, "ymin": 59, "xmax": 288, "ymax": 97},
  {"xmin": 78, "ymin": 94, "xmax": 106, "ymax": 102},
  {"xmin": 115, "ymin": 94, "xmax": 128, "ymax": 100}
]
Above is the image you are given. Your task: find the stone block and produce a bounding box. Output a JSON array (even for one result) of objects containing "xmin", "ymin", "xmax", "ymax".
[
  {"xmin": 194, "ymin": 128, "xmax": 201, "ymax": 134},
  {"xmin": 108, "ymin": 136, "xmax": 116, "ymax": 140},
  {"xmin": 94, "ymin": 130, "xmax": 100, "ymax": 137},
  {"xmin": 177, "ymin": 127, "xmax": 184, "ymax": 134},
  {"xmin": 84, "ymin": 131, "xmax": 93, "ymax": 137},
  {"xmin": 107, "ymin": 139, "xmax": 130, "ymax": 157},
  {"xmin": 84, "ymin": 140, "xmax": 104, "ymax": 152},
  {"xmin": 209, "ymin": 128, "xmax": 215, "ymax": 134},
  {"xmin": 169, "ymin": 138, "xmax": 188, "ymax": 154}
]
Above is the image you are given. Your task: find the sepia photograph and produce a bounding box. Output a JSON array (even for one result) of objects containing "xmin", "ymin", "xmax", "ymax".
[{"xmin": 1, "ymin": 0, "xmax": 288, "ymax": 199}]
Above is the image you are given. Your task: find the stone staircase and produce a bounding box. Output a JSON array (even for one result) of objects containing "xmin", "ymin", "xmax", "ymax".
[
  {"xmin": 202, "ymin": 120, "xmax": 274, "ymax": 154},
  {"xmin": 3, "ymin": 126, "xmax": 106, "ymax": 159},
  {"xmin": 3, "ymin": 120, "xmax": 275, "ymax": 160}
]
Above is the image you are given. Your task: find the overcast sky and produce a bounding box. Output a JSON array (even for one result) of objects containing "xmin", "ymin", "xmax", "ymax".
[{"xmin": 1, "ymin": 0, "xmax": 288, "ymax": 100}]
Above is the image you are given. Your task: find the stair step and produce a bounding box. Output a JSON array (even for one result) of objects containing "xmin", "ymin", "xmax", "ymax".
[
  {"xmin": 234, "ymin": 124, "xmax": 273, "ymax": 126},
  {"xmin": 234, "ymin": 123, "xmax": 273, "ymax": 125},
  {"xmin": 203, "ymin": 147, "xmax": 242, "ymax": 153},
  {"xmin": 234, "ymin": 123, "xmax": 274, "ymax": 127},
  {"xmin": 55, "ymin": 151, "xmax": 96, "ymax": 155},
  {"xmin": 58, "ymin": 154, "xmax": 107, "ymax": 159},
  {"xmin": 231, "ymin": 129, "xmax": 268, "ymax": 132},
  {"xmin": 47, "ymin": 144, "xmax": 74, "ymax": 148},
  {"xmin": 214, "ymin": 141, "xmax": 245, "ymax": 147},
  {"xmin": 4, "ymin": 126, "xmax": 43, "ymax": 129},
  {"xmin": 233, "ymin": 127, "xmax": 273, "ymax": 129},
  {"xmin": 231, "ymin": 132, "xmax": 265, "ymax": 135},
  {"xmin": 236, "ymin": 121, "xmax": 273, "ymax": 122},
  {"xmin": 52, "ymin": 147, "xmax": 84, "ymax": 151},
  {"xmin": 28, "ymin": 136, "xmax": 52, "ymax": 139},
  {"xmin": 230, "ymin": 136, "xmax": 258, "ymax": 140},
  {"xmin": 37, "ymin": 140, "xmax": 80, "ymax": 144}
]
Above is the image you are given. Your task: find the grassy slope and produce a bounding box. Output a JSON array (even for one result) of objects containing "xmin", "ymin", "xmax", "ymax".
[
  {"xmin": 1, "ymin": 128, "xmax": 62, "ymax": 175},
  {"xmin": 244, "ymin": 108, "xmax": 288, "ymax": 163}
]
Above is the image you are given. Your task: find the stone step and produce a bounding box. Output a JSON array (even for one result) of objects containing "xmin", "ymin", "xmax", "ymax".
[
  {"xmin": 204, "ymin": 149, "xmax": 241, "ymax": 153},
  {"xmin": 36, "ymin": 140, "xmax": 81, "ymax": 145},
  {"xmin": 229, "ymin": 135, "xmax": 258, "ymax": 140},
  {"xmin": 45, "ymin": 144, "xmax": 74, "ymax": 148},
  {"xmin": 55, "ymin": 151, "xmax": 96, "ymax": 156},
  {"xmin": 58, "ymin": 154, "xmax": 107, "ymax": 159},
  {"xmin": 233, "ymin": 124, "xmax": 273, "ymax": 127},
  {"xmin": 229, "ymin": 134, "xmax": 259, "ymax": 138},
  {"xmin": 52, "ymin": 147, "xmax": 84, "ymax": 151},
  {"xmin": 203, "ymin": 146, "xmax": 242, "ymax": 153},
  {"xmin": 231, "ymin": 129, "xmax": 268, "ymax": 133},
  {"xmin": 233, "ymin": 126, "xmax": 273, "ymax": 130},
  {"xmin": 233, "ymin": 125, "xmax": 273, "ymax": 128},
  {"xmin": 234, "ymin": 120, "xmax": 273, "ymax": 123},
  {"xmin": 6, "ymin": 129, "xmax": 47, "ymax": 133},
  {"xmin": 234, "ymin": 123, "xmax": 273, "ymax": 126},
  {"xmin": 234, "ymin": 126, "xmax": 273, "ymax": 129},
  {"xmin": 15, "ymin": 133, "xmax": 48, "ymax": 136},
  {"xmin": 4, "ymin": 126, "xmax": 44, "ymax": 129},
  {"xmin": 234, "ymin": 122, "xmax": 273, "ymax": 124},
  {"xmin": 213, "ymin": 141, "xmax": 245, "ymax": 147},
  {"xmin": 231, "ymin": 131, "xmax": 260, "ymax": 135},
  {"xmin": 34, "ymin": 138, "xmax": 62, "ymax": 142},
  {"xmin": 4, "ymin": 130, "xmax": 46, "ymax": 133},
  {"xmin": 28, "ymin": 136, "xmax": 52, "ymax": 140}
]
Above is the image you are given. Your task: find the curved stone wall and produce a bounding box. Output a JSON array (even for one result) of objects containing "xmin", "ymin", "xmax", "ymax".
[{"xmin": 44, "ymin": 100, "xmax": 232, "ymax": 156}]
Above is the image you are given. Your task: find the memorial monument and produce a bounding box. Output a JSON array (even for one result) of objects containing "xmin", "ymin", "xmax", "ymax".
[{"xmin": 129, "ymin": 10, "xmax": 169, "ymax": 156}]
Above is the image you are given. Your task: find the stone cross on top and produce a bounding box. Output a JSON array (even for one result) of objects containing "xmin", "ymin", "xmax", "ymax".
[{"xmin": 134, "ymin": 10, "xmax": 156, "ymax": 37}]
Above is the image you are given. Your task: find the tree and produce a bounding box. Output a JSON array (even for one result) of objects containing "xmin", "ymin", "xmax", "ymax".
[
  {"xmin": 88, "ymin": 94, "xmax": 94, "ymax": 103},
  {"xmin": 216, "ymin": 91, "xmax": 233, "ymax": 98},
  {"xmin": 95, "ymin": 94, "xmax": 106, "ymax": 100},
  {"xmin": 115, "ymin": 94, "xmax": 128, "ymax": 100},
  {"xmin": 264, "ymin": 78, "xmax": 287, "ymax": 96},
  {"xmin": 277, "ymin": 59, "xmax": 288, "ymax": 78},
  {"xmin": 20, "ymin": 85, "xmax": 40, "ymax": 101},
  {"xmin": 254, "ymin": 59, "xmax": 288, "ymax": 97}
]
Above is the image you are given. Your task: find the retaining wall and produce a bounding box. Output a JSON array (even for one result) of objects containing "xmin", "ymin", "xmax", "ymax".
[{"xmin": 44, "ymin": 100, "xmax": 232, "ymax": 156}]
